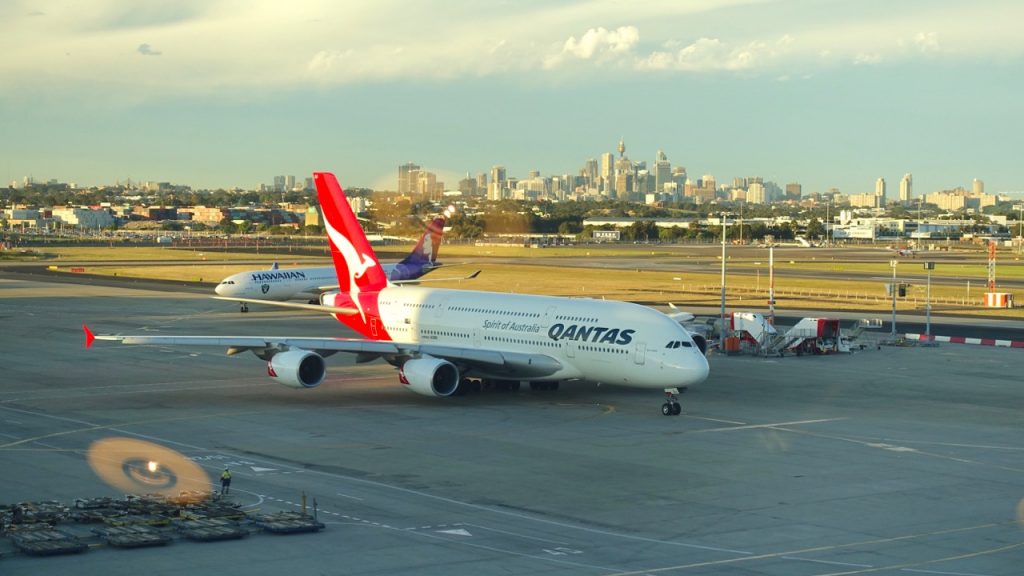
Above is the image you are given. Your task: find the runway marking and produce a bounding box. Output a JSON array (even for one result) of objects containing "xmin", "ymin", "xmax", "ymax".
[
  {"xmin": 694, "ymin": 418, "xmax": 846, "ymax": 433},
  {"xmin": 783, "ymin": 556, "xmax": 873, "ymax": 568},
  {"xmin": 0, "ymin": 407, "xmax": 269, "ymax": 449},
  {"xmin": 781, "ymin": 427, "xmax": 1024, "ymax": 474},
  {"xmin": 462, "ymin": 522, "xmax": 572, "ymax": 546},
  {"xmin": 805, "ymin": 540, "xmax": 1023, "ymax": 575},
  {"xmin": 692, "ymin": 416, "xmax": 748, "ymax": 425},
  {"xmin": 335, "ymin": 492, "xmax": 364, "ymax": 501},
  {"xmin": 602, "ymin": 523, "xmax": 1012, "ymax": 576},
  {"xmin": 901, "ymin": 569, "xmax": 994, "ymax": 576},
  {"xmin": 878, "ymin": 439, "xmax": 1024, "ymax": 452}
]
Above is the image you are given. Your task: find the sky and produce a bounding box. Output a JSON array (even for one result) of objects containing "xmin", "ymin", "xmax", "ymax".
[{"xmin": 2, "ymin": 0, "xmax": 1023, "ymax": 197}]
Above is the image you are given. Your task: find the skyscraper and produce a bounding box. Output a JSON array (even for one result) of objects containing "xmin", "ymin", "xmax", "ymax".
[
  {"xmin": 875, "ymin": 177, "xmax": 887, "ymax": 207},
  {"xmin": 972, "ymin": 178, "xmax": 984, "ymax": 195},
  {"xmin": 600, "ymin": 152, "xmax": 614, "ymax": 194},
  {"xmin": 654, "ymin": 150, "xmax": 671, "ymax": 194},
  {"xmin": 398, "ymin": 162, "xmax": 421, "ymax": 195},
  {"xmin": 899, "ymin": 173, "xmax": 912, "ymax": 202},
  {"xmin": 785, "ymin": 182, "xmax": 802, "ymax": 200},
  {"xmin": 489, "ymin": 165, "xmax": 506, "ymax": 201}
]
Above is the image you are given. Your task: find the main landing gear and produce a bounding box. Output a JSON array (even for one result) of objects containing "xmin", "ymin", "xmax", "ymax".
[
  {"xmin": 239, "ymin": 303, "xmax": 249, "ymax": 313},
  {"xmin": 661, "ymin": 388, "xmax": 682, "ymax": 416}
]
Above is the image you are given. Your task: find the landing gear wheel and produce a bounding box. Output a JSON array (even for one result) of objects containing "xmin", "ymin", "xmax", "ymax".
[
  {"xmin": 240, "ymin": 303, "xmax": 249, "ymax": 313},
  {"xmin": 662, "ymin": 388, "xmax": 682, "ymax": 416}
]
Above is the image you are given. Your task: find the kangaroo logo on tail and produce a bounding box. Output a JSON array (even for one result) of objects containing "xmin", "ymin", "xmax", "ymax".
[{"xmin": 314, "ymin": 173, "xmax": 388, "ymax": 325}]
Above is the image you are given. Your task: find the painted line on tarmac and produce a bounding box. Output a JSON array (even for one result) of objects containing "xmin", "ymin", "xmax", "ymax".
[{"xmin": 693, "ymin": 417, "xmax": 846, "ymax": 433}]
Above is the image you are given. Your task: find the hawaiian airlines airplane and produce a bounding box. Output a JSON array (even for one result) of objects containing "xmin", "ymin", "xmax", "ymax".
[
  {"xmin": 86, "ymin": 173, "xmax": 709, "ymax": 415},
  {"xmin": 215, "ymin": 213, "xmax": 451, "ymax": 312}
]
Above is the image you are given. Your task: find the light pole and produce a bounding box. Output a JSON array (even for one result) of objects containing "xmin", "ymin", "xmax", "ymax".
[
  {"xmin": 890, "ymin": 259, "xmax": 898, "ymax": 340},
  {"xmin": 1015, "ymin": 204, "xmax": 1024, "ymax": 255},
  {"xmin": 720, "ymin": 214, "xmax": 729, "ymax": 347},
  {"xmin": 825, "ymin": 199, "xmax": 830, "ymax": 246},
  {"xmin": 924, "ymin": 262, "xmax": 934, "ymax": 340}
]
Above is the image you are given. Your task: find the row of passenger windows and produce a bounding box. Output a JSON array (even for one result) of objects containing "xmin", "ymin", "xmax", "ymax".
[
  {"xmin": 484, "ymin": 335, "xmax": 559, "ymax": 348},
  {"xmin": 555, "ymin": 315, "xmax": 598, "ymax": 323},
  {"xmin": 451, "ymin": 306, "xmax": 540, "ymax": 318},
  {"xmin": 422, "ymin": 329, "xmax": 469, "ymax": 339}
]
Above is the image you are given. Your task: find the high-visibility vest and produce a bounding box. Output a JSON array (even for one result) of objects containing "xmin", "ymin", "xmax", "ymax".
[{"xmin": 221, "ymin": 471, "xmax": 232, "ymax": 480}]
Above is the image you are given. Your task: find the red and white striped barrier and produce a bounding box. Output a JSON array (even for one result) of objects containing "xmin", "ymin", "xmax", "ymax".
[{"xmin": 906, "ymin": 333, "xmax": 1024, "ymax": 349}]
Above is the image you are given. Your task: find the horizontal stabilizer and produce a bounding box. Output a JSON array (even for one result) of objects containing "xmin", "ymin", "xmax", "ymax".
[{"xmin": 391, "ymin": 270, "xmax": 481, "ymax": 286}]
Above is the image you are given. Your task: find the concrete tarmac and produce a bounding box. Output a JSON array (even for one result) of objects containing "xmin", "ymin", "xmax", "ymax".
[{"xmin": 1, "ymin": 276, "xmax": 1022, "ymax": 575}]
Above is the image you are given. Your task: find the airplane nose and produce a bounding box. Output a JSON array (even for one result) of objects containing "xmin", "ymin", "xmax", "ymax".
[{"xmin": 215, "ymin": 283, "xmax": 227, "ymax": 296}]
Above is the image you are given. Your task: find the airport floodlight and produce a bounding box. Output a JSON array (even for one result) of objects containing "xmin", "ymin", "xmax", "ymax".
[
  {"xmin": 889, "ymin": 260, "xmax": 898, "ymax": 339},
  {"xmin": 924, "ymin": 263, "xmax": 935, "ymax": 340}
]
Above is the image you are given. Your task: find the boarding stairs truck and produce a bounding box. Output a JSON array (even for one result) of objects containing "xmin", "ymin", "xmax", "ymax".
[
  {"xmin": 728, "ymin": 312, "xmax": 778, "ymax": 354},
  {"xmin": 770, "ymin": 318, "xmax": 851, "ymax": 355}
]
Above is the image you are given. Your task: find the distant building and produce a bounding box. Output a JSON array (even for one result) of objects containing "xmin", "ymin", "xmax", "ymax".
[
  {"xmin": 489, "ymin": 165, "xmax": 506, "ymax": 201},
  {"xmin": 458, "ymin": 173, "xmax": 477, "ymax": 195},
  {"xmin": 849, "ymin": 192, "xmax": 880, "ymax": 208},
  {"xmin": 398, "ymin": 162, "xmax": 421, "ymax": 195},
  {"xmin": 654, "ymin": 150, "xmax": 671, "ymax": 194},
  {"xmin": 972, "ymin": 178, "xmax": 984, "ymax": 195},
  {"xmin": 924, "ymin": 187, "xmax": 996, "ymax": 211},
  {"xmin": 51, "ymin": 206, "xmax": 115, "ymax": 229},
  {"xmin": 747, "ymin": 182, "xmax": 766, "ymax": 204},
  {"xmin": 899, "ymin": 173, "xmax": 912, "ymax": 203},
  {"xmin": 875, "ymin": 177, "xmax": 886, "ymax": 205},
  {"xmin": 600, "ymin": 152, "xmax": 614, "ymax": 195},
  {"xmin": 785, "ymin": 182, "xmax": 802, "ymax": 200}
]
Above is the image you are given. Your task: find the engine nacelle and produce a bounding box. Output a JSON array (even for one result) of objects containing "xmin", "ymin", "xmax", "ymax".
[
  {"xmin": 690, "ymin": 333, "xmax": 708, "ymax": 355},
  {"xmin": 268, "ymin": 349, "xmax": 326, "ymax": 389},
  {"xmin": 401, "ymin": 356, "xmax": 459, "ymax": 397}
]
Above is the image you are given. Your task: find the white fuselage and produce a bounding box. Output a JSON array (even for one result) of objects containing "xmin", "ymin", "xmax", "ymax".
[
  {"xmin": 216, "ymin": 264, "xmax": 401, "ymax": 302},
  {"xmin": 332, "ymin": 286, "xmax": 709, "ymax": 390}
]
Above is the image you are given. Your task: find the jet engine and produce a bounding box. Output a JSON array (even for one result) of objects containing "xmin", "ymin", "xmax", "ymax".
[
  {"xmin": 268, "ymin": 349, "xmax": 326, "ymax": 389},
  {"xmin": 690, "ymin": 333, "xmax": 708, "ymax": 355},
  {"xmin": 401, "ymin": 356, "xmax": 459, "ymax": 397}
]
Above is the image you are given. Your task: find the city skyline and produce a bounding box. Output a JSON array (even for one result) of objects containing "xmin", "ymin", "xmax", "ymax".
[{"xmin": 2, "ymin": 1, "xmax": 1023, "ymax": 195}]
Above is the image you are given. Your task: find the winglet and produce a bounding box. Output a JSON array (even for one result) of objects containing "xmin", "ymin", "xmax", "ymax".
[{"xmin": 83, "ymin": 324, "xmax": 95, "ymax": 349}]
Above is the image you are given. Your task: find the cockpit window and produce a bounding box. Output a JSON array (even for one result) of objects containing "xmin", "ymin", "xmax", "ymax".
[{"xmin": 665, "ymin": 340, "xmax": 693, "ymax": 349}]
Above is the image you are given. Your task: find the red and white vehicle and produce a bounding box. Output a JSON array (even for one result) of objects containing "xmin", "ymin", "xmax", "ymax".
[{"xmin": 86, "ymin": 172, "xmax": 709, "ymax": 415}]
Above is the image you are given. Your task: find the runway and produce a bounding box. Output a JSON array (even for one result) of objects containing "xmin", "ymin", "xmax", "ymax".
[{"xmin": 1, "ymin": 276, "xmax": 1021, "ymax": 575}]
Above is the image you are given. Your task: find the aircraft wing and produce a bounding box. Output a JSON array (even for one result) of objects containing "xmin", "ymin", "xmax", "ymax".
[
  {"xmin": 390, "ymin": 270, "xmax": 480, "ymax": 286},
  {"xmin": 85, "ymin": 327, "xmax": 562, "ymax": 378},
  {"xmin": 210, "ymin": 297, "xmax": 356, "ymax": 315}
]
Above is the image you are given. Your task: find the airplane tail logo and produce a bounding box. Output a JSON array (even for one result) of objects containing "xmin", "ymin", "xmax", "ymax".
[
  {"xmin": 400, "ymin": 217, "xmax": 445, "ymax": 268},
  {"xmin": 313, "ymin": 173, "xmax": 388, "ymax": 332}
]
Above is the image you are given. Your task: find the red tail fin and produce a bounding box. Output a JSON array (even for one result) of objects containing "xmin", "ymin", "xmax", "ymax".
[{"xmin": 314, "ymin": 173, "xmax": 388, "ymax": 294}]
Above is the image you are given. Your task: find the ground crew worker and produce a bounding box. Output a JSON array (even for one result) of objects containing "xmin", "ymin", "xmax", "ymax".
[{"xmin": 220, "ymin": 468, "xmax": 232, "ymax": 495}]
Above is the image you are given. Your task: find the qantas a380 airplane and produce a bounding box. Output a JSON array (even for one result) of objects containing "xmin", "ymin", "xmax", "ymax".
[
  {"xmin": 215, "ymin": 211, "xmax": 453, "ymax": 312},
  {"xmin": 86, "ymin": 173, "xmax": 709, "ymax": 415}
]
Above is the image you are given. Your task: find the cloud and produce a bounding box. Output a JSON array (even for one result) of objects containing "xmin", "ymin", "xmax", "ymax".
[
  {"xmin": 543, "ymin": 26, "xmax": 639, "ymax": 69},
  {"xmin": 913, "ymin": 31, "xmax": 940, "ymax": 53},
  {"xmin": 638, "ymin": 35, "xmax": 793, "ymax": 72},
  {"xmin": 137, "ymin": 43, "xmax": 162, "ymax": 56},
  {"xmin": 1, "ymin": 0, "xmax": 1023, "ymax": 99}
]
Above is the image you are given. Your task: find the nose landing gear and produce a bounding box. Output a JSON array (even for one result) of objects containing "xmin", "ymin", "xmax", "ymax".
[{"xmin": 661, "ymin": 388, "xmax": 682, "ymax": 416}]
